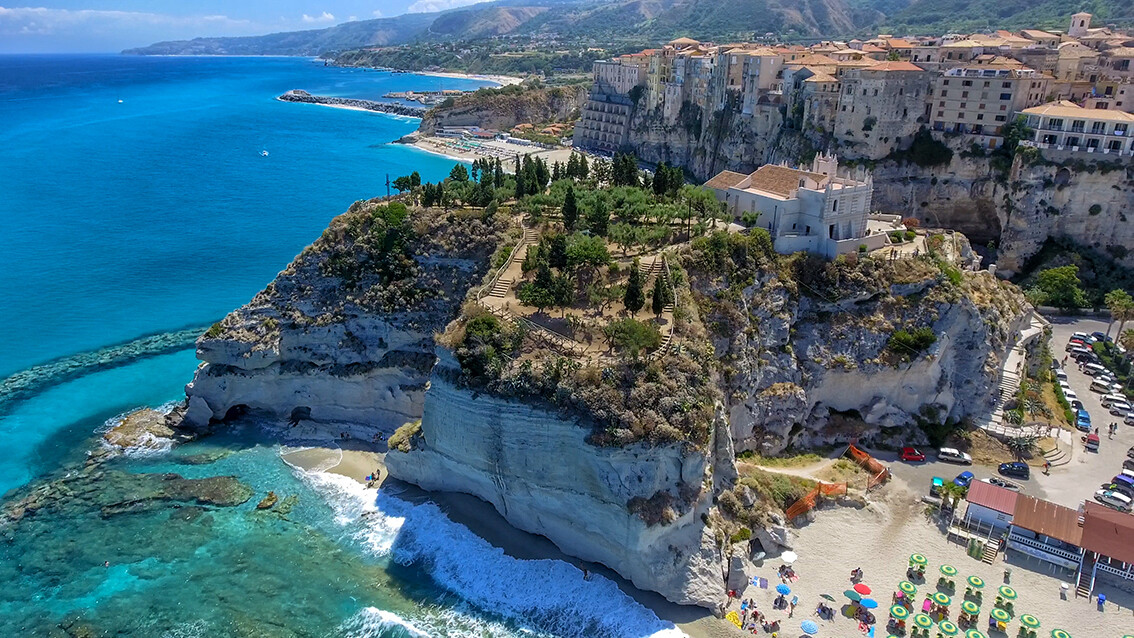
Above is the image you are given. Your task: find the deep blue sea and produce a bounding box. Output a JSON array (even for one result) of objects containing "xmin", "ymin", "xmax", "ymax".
[{"xmin": 0, "ymin": 55, "xmax": 684, "ymax": 637}]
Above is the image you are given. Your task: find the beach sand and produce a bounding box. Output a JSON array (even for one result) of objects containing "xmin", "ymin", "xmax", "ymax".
[
  {"xmin": 409, "ymin": 135, "xmax": 577, "ymax": 168},
  {"xmin": 416, "ymin": 70, "xmax": 524, "ymax": 87}
]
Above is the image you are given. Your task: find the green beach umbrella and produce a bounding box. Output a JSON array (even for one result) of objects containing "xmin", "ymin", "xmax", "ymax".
[
  {"xmin": 1020, "ymin": 614, "xmax": 1040, "ymax": 629},
  {"xmin": 913, "ymin": 613, "xmax": 934, "ymax": 629},
  {"xmin": 1050, "ymin": 630, "xmax": 1071, "ymax": 638},
  {"xmin": 940, "ymin": 564, "xmax": 958, "ymax": 576},
  {"xmin": 966, "ymin": 630, "xmax": 988, "ymax": 638},
  {"xmin": 932, "ymin": 592, "xmax": 951, "ymax": 606},
  {"xmin": 961, "ymin": 600, "xmax": 980, "ymax": 615},
  {"xmin": 967, "ymin": 575, "xmax": 985, "ymax": 589},
  {"xmin": 939, "ymin": 620, "xmax": 960, "ymax": 636},
  {"xmin": 990, "ymin": 608, "xmax": 1011, "ymax": 622},
  {"xmin": 910, "ymin": 553, "xmax": 928, "ymax": 566},
  {"xmin": 890, "ymin": 605, "xmax": 910, "ymax": 620},
  {"xmin": 899, "ymin": 580, "xmax": 917, "ymax": 595},
  {"xmin": 844, "ymin": 589, "xmax": 862, "ymax": 602},
  {"xmin": 999, "ymin": 585, "xmax": 1017, "ymax": 600}
]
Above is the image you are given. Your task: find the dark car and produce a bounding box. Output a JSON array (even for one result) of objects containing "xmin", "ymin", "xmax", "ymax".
[
  {"xmin": 1073, "ymin": 351, "xmax": 1098, "ymax": 364},
  {"xmin": 1091, "ymin": 331, "xmax": 1111, "ymax": 343},
  {"xmin": 998, "ymin": 462, "xmax": 1030, "ymax": 480},
  {"xmin": 954, "ymin": 471, "xmax": 974, "ymax": 488},
  {"xmin": 1102, "ymin": 482, "xmax": 1134, "ymax": 499}
]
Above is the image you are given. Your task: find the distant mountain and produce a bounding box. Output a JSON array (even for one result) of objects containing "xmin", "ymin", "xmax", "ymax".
[{"xmin": 125, "ymin": 0, "xmax": 1134, "ymax": 56}]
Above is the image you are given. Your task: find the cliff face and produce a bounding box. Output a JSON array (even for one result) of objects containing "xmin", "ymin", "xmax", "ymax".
[
  {"xmin": 184, "ymin": 199, "xmax": 508, "ymax": 429},
  {"xmin": 416, "ymin": 85, "xmax": 588, "ymax": 136},
  {"xmin": 386, "ymin": 351, "xmax": 728, "ymax": 607}
]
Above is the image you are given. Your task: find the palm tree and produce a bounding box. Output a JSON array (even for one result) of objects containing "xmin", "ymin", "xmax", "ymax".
[{"xmin": 1104, "ymin": 289, "xmax": 1133, "ymax": 340}]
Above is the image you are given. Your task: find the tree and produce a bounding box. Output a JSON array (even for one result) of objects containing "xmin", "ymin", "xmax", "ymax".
[
  {"xmin": 613, "ymin": 153, "xmax": 640, "ymax": 187},
  {"xmin": 578, "ymin": 154, "xmax": 589, "ymax": 180},
  {"xmin": 449, "ymin": 164, "xmax": 469, "ymax": 182},
  {"xmin": 566, "ymin": 233, "xmax": 610, "ymax": 285},
  {"xmin": 410, "ymin": 171, "xmax": 421, "ymax": 188},
  {"xmin": 624, "ymin": 258, "xmax": 645, "ymax": 313},
  {"xmin": 653, "ymin": 162, "xmax": 670, "ymax": 196},
  {"xmin": 1121, "ymin": 328, "xmax": 1134, "ymax": 352},
  {"xmin": 651, "ymin": 272, "xmax": 672, "ymax": 315},
  {"xmin": 547, "ymin": 233, "xmax": 568, "ymax": 269},
  {"xmin": 1036, "ymin": 265, "xmax": 1088, "ymax": 309},
  {"xmin": 562, "ymin": 186, "xmax": 578, "ymax": 230},
  {"xmin": 392, "ymin": 175, "xmax": 413, "ymax": 193},
  {"xmin": 1104, "ymin": 289, "xmax": 1134, "ymax": 340},
  {"xmin": 603, "ymin": 318, "xmax": 661, "ymax": 360},
  {"xmin": 1000, "ymin": 115, "xmax": 1033, "ymax": 156},
  {"xmin": 493, "ymin": 159, "xmax": 504, "ymax": 188},
  {"xmin": 586, "ymin": 197, "xmax": 610, "ymax": 236}
]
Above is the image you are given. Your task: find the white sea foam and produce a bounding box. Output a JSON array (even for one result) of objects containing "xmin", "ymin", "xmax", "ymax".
[
  {"xmin": 337, "ymin": 608, "xmax": 430, "ymax": 638},
  {"xmin": 300, "ymin": 470, "xmax": 689, "ymax": 638},
  {"xmin": 97, "ymin": 402, "xmax": 180, "ymax": 458}
]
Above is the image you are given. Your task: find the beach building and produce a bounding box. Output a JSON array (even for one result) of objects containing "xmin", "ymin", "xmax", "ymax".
[
  {"xmin": 1005, "ymin": 495, "xmax": 1083, "ymax": 571},
  {"xmin": 705, "ymin": 154, "xmax": 882, "ymax": 258},
  {"xmin": 1076, "ymin": 502, "xmax": 1134, "ymax": 596},
  {"xmin": 961, "ymin": 481, "xmax": 1018, "ymax": 534}
]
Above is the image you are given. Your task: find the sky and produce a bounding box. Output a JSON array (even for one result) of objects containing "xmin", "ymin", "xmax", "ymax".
[{"xmin": 0, "ymin": 0, "xmax": 491, "ymax": 52}]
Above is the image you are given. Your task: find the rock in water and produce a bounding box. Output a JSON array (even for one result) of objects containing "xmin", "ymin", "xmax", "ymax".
[
  {"xmin": 103, "ymin": 408, "xmax": 173, "ymax": 449},
  {"xmin": 256, "ymin": 491, "xmax": 278, "ymax": 510}
]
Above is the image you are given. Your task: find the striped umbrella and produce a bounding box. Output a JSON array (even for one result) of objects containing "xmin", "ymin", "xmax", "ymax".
[
  {"xmin": 990, "ymin": 608, "xmax": 1011, "ymax": 622},
  {"xmin": 932, "ymin": 592, "xmax": 951, "ymax": 606},
  {"xmin": 967, "ymin": 575, "xmax": 985, "ymax": 589},
  {"xmin": 961, "ymin": 600, "xmax": 980, "ymax": 615},
  {"xmin": 910, "ymin": 553, "xmax": 928, "ymax": 566},
  {"xmin": 940, "ymin": 564, "xmax": 958, "ymax": 576},
  {"xmin": 890, "ymin": 604, "xmax": 910, "ymax": 619},
  {"xmin": 999, "ymin": 585, "xmax": 1018, "ymax": 600},
  {"xmin": 898, "ymin": 580, "xmax": 917, "ymax": 595},
  {"xmin": 966, "ymin": 630, "xmax": 988, "ymax": 638},
  {"xmin": 939, "ymin": 621, "xmax": 960, "ymax": 636},
  {"xmin": 1020, "ymin": 614, "xmax": 1040, "ymax": 629},
  {"xmin": 913, "ymin": 613, "xmax": 934, "ymax": 629},
  {"xmin": 1051, "ymin": 630, "xmax": 1071, "ymax": 638}
]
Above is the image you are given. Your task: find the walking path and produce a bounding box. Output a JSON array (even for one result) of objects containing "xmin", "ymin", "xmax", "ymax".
[{"xmin": 974, "ymin": 310, "xmax": 1057, "ymax": 441}]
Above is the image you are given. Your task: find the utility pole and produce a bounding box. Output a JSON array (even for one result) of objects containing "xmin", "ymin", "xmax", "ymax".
[{"xmin": 385, "ymin": 173, "xmax": 391, "ymax": 200}]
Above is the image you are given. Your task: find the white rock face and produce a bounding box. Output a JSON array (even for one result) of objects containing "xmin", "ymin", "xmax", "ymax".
[{"xmin": 386, "ymin": 352, "xmax": 728, "ymax": 608}]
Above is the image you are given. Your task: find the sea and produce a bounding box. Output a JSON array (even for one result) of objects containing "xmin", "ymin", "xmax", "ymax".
[{"xmin": 0, "ymin": 55, "xmax": 685, "ymax": 637}]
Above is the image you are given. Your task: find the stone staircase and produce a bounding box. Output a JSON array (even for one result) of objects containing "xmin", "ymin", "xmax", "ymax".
[
  {"xmin": 638, "ymin": 257, "xmax": 663, "ymax": 280},
  {"xmin": 981, "ymin": 538, "xmax": 1001, "ymax": 564},
  {"xmin": 976, "ymin": 311, "xmax": 1049, "ymax": 438},
  {"xmin": 1042, "ymin": 444, "xmax": 1069, "ymax": 467},
  {"xmin": 486, "ymin": 276, "xmax": 514, "ymax": 299}
]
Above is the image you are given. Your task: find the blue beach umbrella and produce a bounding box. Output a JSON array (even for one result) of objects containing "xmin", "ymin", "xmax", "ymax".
[
  {"xmin": 776, "ymin": 583, "xmax": 791, "ymax": 595},
  {"xmin": 860, "ymin": 598, "xmax": 879, "ymax": 609},
  {"xmin": 801, "ymin": 619, "xmax": 819, "ymax": 635}
]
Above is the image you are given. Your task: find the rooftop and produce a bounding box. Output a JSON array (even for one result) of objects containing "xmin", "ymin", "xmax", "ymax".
[
  {"xmin": 1022, "ymin": 101, "xmax": 1134, "ymax": 123},
  {"xmin": 745, "ymin": 165, "xmax": 828, "ymax": 198},
  {"xmin": 703, "ymin": 170, "xmax": 748, "ymax": 191},
  {"xmin": 1081, "ymin": 502, "xmax": 1134, "ymax": 564},
  {"xmin": 965, "ymin": 480, "xmax": 1018, "ymax": 515},
  {"xmin": 862, "ymin": 61, "xmax": 925, "ymax": 72},
  {"xmin": 1010, "ymin": 495, "xmax": 1083, "ymax": 547}
]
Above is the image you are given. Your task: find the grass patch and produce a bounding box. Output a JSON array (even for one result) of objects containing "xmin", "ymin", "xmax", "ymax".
[
  {"xmin": 388, "ymin": 419, "xmax": 422, "ymax": 453},
  {"xmin": 738, "ymin": 467, "xmax": 817, "ymax": 511}
]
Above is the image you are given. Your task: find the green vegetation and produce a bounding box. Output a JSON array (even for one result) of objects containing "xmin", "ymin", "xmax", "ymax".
[
  {"xmin": 1093, "ymin": 341, "xmax": 1133, "ymax": 399},
  {"xmin": 886, "ymin": 128, "xmax": 953, "ymax": 168},
  {"xmin": 887, "ymin": 326, "xmax": 938, "ymax": 360},
  {"xmin": 203, "ymin": 322, "xmax": 224, "ymax": 339},
  {"xmin": 603, "ymin": 318, "xmax": 661, "ymax": 359},
  {"xmin": 1014, "ymin": 237, "xmax": 1134, "ymax": 308},
  {"xmin": 388, "ymin": 419, "xmax": 423, "ymax": 453},
  {"xmin": 1024, "ymin": 265, "xmax": 1089, "ymax": 309}
]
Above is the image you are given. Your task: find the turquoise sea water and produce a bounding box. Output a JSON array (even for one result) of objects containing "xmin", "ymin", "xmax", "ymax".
[{"xmin": 0, "ymin": 56, "xmax": 685, "ymax": 637}]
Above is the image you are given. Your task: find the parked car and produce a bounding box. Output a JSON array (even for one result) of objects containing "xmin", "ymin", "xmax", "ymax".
[
  {"xmin": 1094, "ymin": 489, "xmax": 1132, "ymax": 512},
  {"xmin": 1072, "ymin": 352, "xmax": 1097, "ymax": 364},
  {"xmin": 1070, "ymin": 399, "xmax": 1084, "ymax": 411},
  {"xmin": 1101, "ymin": 481, "xmax": 1134, "ymax": 499},
  {"xmin": 1064, "ymin": 388, "xmax": 1079, "ymax": 402},
  {"xmin": 1066, "ymin": 341, "xmax": 1085, "ymax": 352},
  {"xmin": 938, "ymin": 448, "xmax": 973, "ymax": 465},
  {"xmin": 954, "ymin": 471, "xmax": 974, "ymax": 489},
  {"xmin": 1071, "ymin": 331, "xmax": 1092, "ymax": 342},
  {"xmin": 1124, "ymin": 458, "xmax": 1134, "ymax": 472},
  {"xmin": 1128, "ymin": 445, "xmax": 1134, "ymax": 460},
  {"xmin": 900, "ymin": 447, "xmax": 926, "ymax": 462},
  {"xmin": 982, "ymin": 477, "xmax": 1021, "ymax": 491},
  {"xmin": 1054, "ymin": 370, "xmax": 1068, "ymax": 382},
  {"xmin": 1126, "ymin": 413, "xmax": 1134, "ymax": 426},
  {"xmin": 1091, "ymin": 331, "xmax": 1111, "ymax": 343},
  {"xmin": 1076, "ymin": 410, "xmax": 1092, "ymax": 432},
  {"xmin": 1069, "ymin": 347, "xmax": 1092, "ymax": 359},
  {"xmin": 1083, "ymin": 363, "xmax": 1108, "ymax": 377},
  {"xmin": 1091, "ymin": 379, "xmax": 1115, "ymax": 394},
  {"xmin": 998, "ymin": 462, "xmax": 1030, "ymax": 480},
  {"xmin": 1102, "ymin": 394, "xmax": 1126, "ymax": 407},
  {"xmin": 1110, "ymin": 402, "xmax": 1132, "ymax": 417}
]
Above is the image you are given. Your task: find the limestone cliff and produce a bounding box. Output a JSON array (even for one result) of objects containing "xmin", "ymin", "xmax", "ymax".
[
  {"xmin": 416, "ymin": 84, "xmax": 588, "ymax": 136},
  {"xmin": 386, "ymin": 350, "xmax": 728, "ymax": 607}
]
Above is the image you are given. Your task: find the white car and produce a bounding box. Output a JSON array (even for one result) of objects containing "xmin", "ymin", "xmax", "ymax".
[
  {"xmin": 938, "ymin": 448, "xmax": 973, "ymax": 465},
  {"xmin": 1102, "ymin": 394, "xmax": 1126, "ymax": 407},
  {"xmin": 1126, "ymin": 413, "xmax": 1134, "ymax": 426},
  {"xmin": 1071, "ymin": 332, "xmax": 1092, "ymax": 342},
  {"xmin": 1064, "ymin": 389, "xmax": 1079, "ymax": 402},
  {"xmin": 1094, "ymin": 489, "xmax": 1133, "ymax": 512},
  {"xmin": 1055, "ymin": 370, "xmax": 1069, "ymax": 382},
  {"xmin": 1111, "ymin": 402, "xmax": 1132, "ymax": 417}
]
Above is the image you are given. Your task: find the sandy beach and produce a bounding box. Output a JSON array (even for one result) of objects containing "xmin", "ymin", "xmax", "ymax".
[
  {"xmin": 410, "ymin": 134, "xmax": 577, "ymax": 168},
  {"xmin": 416, "ymin": 70, "xmax": 524, "ymax": 87}
]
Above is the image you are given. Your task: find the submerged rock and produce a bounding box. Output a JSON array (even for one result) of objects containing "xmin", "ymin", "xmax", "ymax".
[
  {"xmin": 256, "ymin": 491, "xmax": 278, "ymax": 510},
  {"xmin": 103, "ymin": 407, "xmax": 198, "ymax": 451}
]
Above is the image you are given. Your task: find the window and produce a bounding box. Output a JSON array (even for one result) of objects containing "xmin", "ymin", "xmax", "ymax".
[
  {"xmin": 1049, "ymin": 118, "xmax": 1064, "ymax": 130},
  {"xmin": 943, "ymin": 79, "xmax": 950, "ymax": 86},
  {"xmin": 962, "ymin": 91, "xmax": 969, "ymax": 98},
  {"xmin": 941, "ymin": 90, "xmax": 948, "ymax": 97},
  {"xmin": 983, "ymin": 81, "xmax": 990, "ymax": 88},
  {"xmin": 1114, "ymin": 123, "xmax": 1128, "ymax": 135},
  {"xmin": 962, "ymin": 80, "xmax": 972, "ymax": 86},
  {"xmin": 1108, "ymin": 140, "xmax": 1122, "ymax": 150},
  {"xmin": 995, "ymin": 115, "xmax": 1006, "ymax": 122},
  {"xmin": 873, "ymin": 89, "xmax": 878, "ymax": 96},
  {"xmin": 1091, "ymin": 121, "xmax": 1104, "ymax": 134},
  {"xmin": 958, "ymin": 112, "xmax": 965, "ymax": 119},
  {"xmin": 832, "ymin": 200, "xmax": 838, "ymax": 212},
  {"xmin": 1071, "ymin": 120, "xmax": 1085, "ymax": 132},
  {"xmin": 1000, "ymin": 105, "xmax": 1007, "ymax": 111},
  {"xmin": 960, "ymin": 103, "xmax": 967, "ymax": 109},
  {"xmin": 1067, "ymin": 137, "xmax": 1080, "ymax": 147},
  {"xmin": 939, "ymin": 101, "xmax": 945, "ymax": 107},
  {"xmin": 937, "ymin": 110, "xmax": 944, "ymax": 117},
  {"xmin": 977, "ymin": 114, "xmax": 984, "ymax": 120},
  {"xmin": 1087, "ymin": 138, "xmax": 1099, "ymax": 149},
  {"xmin": 979, "ymin": 103, "xmax": 986, "ymax": 110},
  {"xmin": 1003, "ymin": 82, "xmax": 1012, "ymax": 88},
  {"xmin": 999, "ymin": 93, "xmax": 1011, "ymax": 100}
]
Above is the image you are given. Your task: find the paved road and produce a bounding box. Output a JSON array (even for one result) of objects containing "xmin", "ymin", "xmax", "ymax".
[{"xmin": 1031, "ymin": 316, "xmax": 1133, "ymax": 510}]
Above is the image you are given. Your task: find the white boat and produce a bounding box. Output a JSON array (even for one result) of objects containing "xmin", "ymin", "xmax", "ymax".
[{"xmin": 260, "ymin": 150, "xmax": 269, "ymax": 157}]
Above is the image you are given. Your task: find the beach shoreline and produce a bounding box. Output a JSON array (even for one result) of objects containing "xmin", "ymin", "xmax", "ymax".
[{"xmin": 412, "ymin": 70, "xmax": 524, "ymax": 87}]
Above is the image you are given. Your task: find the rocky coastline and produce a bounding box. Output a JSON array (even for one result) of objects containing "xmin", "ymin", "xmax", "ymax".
[{"xmin": 277, "ymin": 90, "xmax": 428, "ymax": 117}]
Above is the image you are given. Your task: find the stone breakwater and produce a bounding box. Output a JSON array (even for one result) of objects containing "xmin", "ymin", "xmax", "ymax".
[
  {"xmin": 278, "ymin": 90, "xmax": 427, "ymax": 117},
  {"xmin": 0, "ymin": 326, "xmax": 210, "ymax": 415}
]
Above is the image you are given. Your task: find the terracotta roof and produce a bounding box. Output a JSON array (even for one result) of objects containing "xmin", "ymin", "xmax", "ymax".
[
  {"xmin": 861, "ymin": 44, "xmax": 888, "ymax": 53},
  {"xmin": 745, "ymin": 165, "xmax": 826, "ymax": 198},
  {"xmin": 965, "ymin": 480, "xmax": 1018, "ymax": 515},
  {"xmin": 885, "ymin": 38, "xmax": 915, "ymax": 49},
  {"xmin": 1022, "ymin": 101, "xmax": 1134, "ymax": 123},
  {"xmin": 1021, "ymin": 30, "xmax": 1057, "ymax": 40},
  {"xmin": 1011, "ymin": 495, "xmax": 1083, "ymax": 547},
  {"xmin": 784, "ymin": 54, "xmax": 839, "ymax": 67},
  {"xmin": 1081, "ymin": 502, "xmax": 1134, "ymax": 564},
  {"xmin": 1106, "ymin": 47, "xmax": 1134, "ymax": 57},
  {"xmin": 704, "ymin": 170, "xmax": 748, "ymax": 191},
  {"xmin": 669, "ymin": 37, "xmax": 700, "ymax": 47},
  {"xmin": 863, "ymin": 61, "xmax": 924, "ymax": 72},
  {"xmin": 943, "ymin": 39, "xmax": 983, "ymax": 48},
  {"xmin": 804, "ymin": 72, "xmax": 838, "ymax": 83}
]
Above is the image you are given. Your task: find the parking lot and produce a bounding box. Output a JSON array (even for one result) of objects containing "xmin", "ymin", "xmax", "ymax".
[{"xmin": 869, "ymin": 316, "xmax": 1132, "ymax": 512}]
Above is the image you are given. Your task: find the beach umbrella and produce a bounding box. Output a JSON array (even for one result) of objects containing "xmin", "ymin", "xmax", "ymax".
[
  {"xmin": 844, "ymin": 589, "xmax": 862, "ymax": 602},
  {"xmin": 966, "ymin": 630, "xmax": 988, "ymax": 638},
  {"xmin": 1019, "ymin": 614, "xmax": 1040, "ymax": 629},
  {"xmin": 967, "ymin": 575, "xmax": 985, "ymax": 589},
  {"xmin": 998, "ymin": 585, "xmax": 1017, "ymax": 600},
  {"xmin": 800, "ymin": 619, "xmax": 819, "ymax": 635},
  {"xmin": 889, "ymin": 604, "xmax": 910, "ymax": 620},
  {"xmin": 990, "ymin": 608, "xmax": 1011, "ymax": 623},
  {"xmin": 781, "ymin": 550, "xmax": 798, "ymax": 564},
  {"xmin": 820, "ymin": 593, "xmax": 836, "ymax": 602},
  {"xmin": 1050, "ymin": 630, "xmax": 1071, "ymax": 638},
  {"xmin": 940, "ymin": 564, "xmax": 958, "ymax": 576},
  {"xmin": 776, "ymin": 584, "xmax": 792, "ymax": 595},
  {"xmin": 898, "ymin": 580, "xmax": 917, "ymax": 595},
  {"xmin": 961, "ymin": 600, "xmax": 980, "ymax": 615},
  {"xmin": 854, "ymin": 583, "xmax": 872, "ymax": 595},
  {"xmin": 939, "ymin": 620, "xmax": 959, "ymax": 636},
  {"xmin": 912, "ymin": 613, "xmax": 934, "ymax": 629},
  {"xmin": 932, "ymin": 592, "xmax": 951, "ymax": 606},
  {"xmin": 860, "ymin": 598, "xmax": 879, "ymax": 609},
  {"xmin": 910, "ymin": 553, "xmax": 928, "ymax": 566}
]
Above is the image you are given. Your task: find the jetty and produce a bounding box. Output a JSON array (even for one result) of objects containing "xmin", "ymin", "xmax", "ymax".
[{"xmin": 277, "ymin": 90, "xmax": 428, "ymax": 117}]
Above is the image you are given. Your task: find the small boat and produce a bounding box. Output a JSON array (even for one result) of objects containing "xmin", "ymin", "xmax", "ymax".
[
  {"xmin": 260, "ymin": 150, "xmax": 269, "ymax": 157},
  {"xmin": 117, "ymin": 99, "xmax": 124, "ymax": 103}
]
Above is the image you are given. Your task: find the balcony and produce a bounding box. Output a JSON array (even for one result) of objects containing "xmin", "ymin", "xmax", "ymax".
[{"xmin": 1007, "ymin": 532, "xmax": 1081, "ymax": 564}]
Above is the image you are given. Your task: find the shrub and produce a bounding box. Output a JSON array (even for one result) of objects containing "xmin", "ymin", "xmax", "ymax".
[
  {"xmin": 388, "ymin": 419, "xmax": 422, "ymax": 453},
  {"xmin": 887, "ymin": 326, "xmax": 937, "ymax": 358},
  {"xmin": 729, "ymin": 527, "xmax": 753, "ymax": 544},
  {"xmin": 603, "ymin": 318, "xmax": 661, "ymax": 358},
  {"xmin": 1089, "ymin": 204, "xmax": 1102, "ymax": 216},
  {"xmin": 203, "ymin": 322, "xmax": 224, "ymax": 339}
]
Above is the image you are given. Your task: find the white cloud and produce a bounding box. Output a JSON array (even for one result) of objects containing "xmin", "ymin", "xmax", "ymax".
[
  {"xmin": 301, "ymin": 11, "xmax": 335, "ymax": 23},
  {"xmin": 406, "ymin": 0, "xmax": 489, "ymax": 14},
  {"xmin": 372, "ymin": 9, "xmax": 384, "ymax": 18},
  {"xmin": 0, "ymin": 6, "xmax": 251, "ymax": 34}
]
